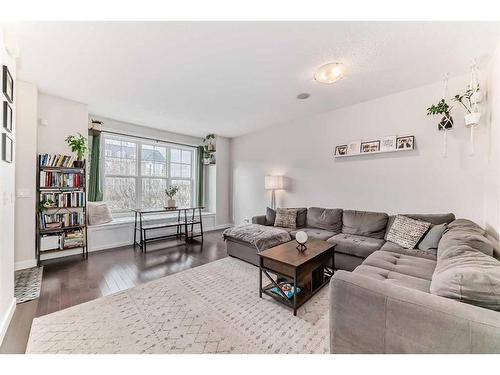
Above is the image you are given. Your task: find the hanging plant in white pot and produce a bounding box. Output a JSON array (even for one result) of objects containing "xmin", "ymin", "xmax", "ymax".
[{"xmin": 452, "ymin": 86, "xmax": 481, "ymax": 126}]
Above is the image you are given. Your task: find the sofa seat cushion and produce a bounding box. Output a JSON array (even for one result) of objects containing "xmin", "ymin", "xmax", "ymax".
[
  {"xmin": 327, "ymin": 233, "xmax": 384, "ymax": 258},
  {"xmin": 353, "ymin": 264, "xmax": 432, "ymax": 293},
  {"xmin": 289, "ymin": 228, "xmax": 336, "ymax": 241},
  {"xmin": 342, "ymin": 210, "xmax": 389, "ymax": 239},
  {"xmin": 362, "ymin": 250, "xmax": 436, "ymax": 281},
  {"xmin": 380, "ymin": 241, "xmax": 437, "ymax": 261},
  {"xmin": 306, "ymin": 207, "xmax": 343, "ymax": 232}
]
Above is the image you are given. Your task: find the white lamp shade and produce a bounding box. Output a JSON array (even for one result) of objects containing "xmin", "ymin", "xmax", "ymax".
[{"xmin": 265, "ymin": 175, "xmax": 284, "ymax": 190}]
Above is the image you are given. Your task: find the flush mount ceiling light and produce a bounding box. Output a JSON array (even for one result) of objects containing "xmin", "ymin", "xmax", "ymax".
[
  {"xmin": 314, "ymin": 62, "xmax": 345, "ymax": 84},
  {"xmin": 297, "ymin": 93, "xmax": 310, "ymax": 100}
]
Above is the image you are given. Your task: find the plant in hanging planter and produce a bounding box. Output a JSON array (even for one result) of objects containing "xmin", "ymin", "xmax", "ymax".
[
  {"xmin": 65, "ymin": 133, "xmax": 88, "ymax": 167},
  {"xmin": 452, "ymin": 85, "xmax": 481, "ymax": 127},
  {"xmin": 427, "ymin": 99, "xmax": 454, "ymax": 131},
  {"xmin": 202, "ymin": 133, "xmax": 216, "ymax": 152},
  {"xmin": 165, "ymin": 185, "xmax": 180, "ymax": 208}
]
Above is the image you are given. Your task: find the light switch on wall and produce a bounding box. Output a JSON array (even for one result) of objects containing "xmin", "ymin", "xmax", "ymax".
[{"xmin": 16, "ymin": 188, "xmax": 32, "ymax": 198}]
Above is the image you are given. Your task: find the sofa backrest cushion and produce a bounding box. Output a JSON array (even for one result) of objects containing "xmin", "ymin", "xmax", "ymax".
[
  {"xmin": 296, "ymin": 208, "xmax": 308, "ymax": 228},
  {"xmin": 431, "ymin": 245, "xmax": 500, "ymax": 311},
  {"xmin": 306, "ymin": 207, "xmax": 342, "ymax": 233},
  {"xmin": 342, "ymin": 210, "xmax": 388, "ymax": 239},
  {"xmin": 439, "ymin": 219, "xmax": 493, "ymax": 257},
  {"xmin": 385, "ymin": 213, "xmax": 455, "ymax": 240}
]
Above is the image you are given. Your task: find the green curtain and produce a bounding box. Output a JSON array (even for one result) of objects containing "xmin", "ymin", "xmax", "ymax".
[
  {"xmin": 196, "ymin": 146, "xmax": 204, "ymax": 207},
  {"xmin": 88, "ymin": 131, "xmax": 103, "ymax": 201}
]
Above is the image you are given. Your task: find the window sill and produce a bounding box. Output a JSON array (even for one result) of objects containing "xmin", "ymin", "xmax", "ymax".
[{"xmin": 88, "ymin": 211, "xmax": 216, "ymax": 229}]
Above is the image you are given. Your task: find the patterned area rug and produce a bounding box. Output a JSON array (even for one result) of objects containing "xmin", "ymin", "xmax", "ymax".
[
  {"xmin": 27, "ymin": 258, "xmax": 329, "ymax": 354},
  {"xmin": 15, "ymin": 266, "xmax": 43, "ymax": 304}
]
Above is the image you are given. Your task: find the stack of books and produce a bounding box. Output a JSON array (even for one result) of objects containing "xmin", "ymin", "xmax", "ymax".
[
  {"xmin": 63, "ymin": 231, "xmax": 85, "ymax": 249},
  {"xmin": 39, "ymin": 154, "xmax": 77, "ymax": 168},
  {"xmin": 40, "ymin": 192, "xmax": 85, "ymax": 208},
  {"xmin": 39, "ymin": 212, "xmax": 84, "ymax": 229},
  {"xmin": 40, "ymin": 171, "xmax": 83, "ymax": 188}
]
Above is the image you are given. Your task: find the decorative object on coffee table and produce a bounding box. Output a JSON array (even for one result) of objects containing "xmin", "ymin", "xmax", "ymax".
[
  {"xmin": 258, "ymin": 239, "xmax": 335, "ymax": 315},
  {"xmin": 295, "ymin": 230, "xmax": 308, "ymax": 252},
  {"xmin": 65, "ymin": 133, "xmax": 87, "ymax": 168},
  {"xmin": 165, "ymin": 184, "xmax": 179, "ymax": 208},
  {"xmin": 265, "ymin": 175, "xmax": 285, "ymax": 210}
]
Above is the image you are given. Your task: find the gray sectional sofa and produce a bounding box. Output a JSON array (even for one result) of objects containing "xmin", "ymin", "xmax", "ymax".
[{"xmin": 224, "ymin": 207, "xmax": 500, "ymax": 353}]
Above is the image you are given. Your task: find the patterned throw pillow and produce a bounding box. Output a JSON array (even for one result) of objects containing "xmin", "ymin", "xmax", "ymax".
[
  {"xmin": 387, "ymin": 215, "xmax": 431, "ymax": 249},
  {"xmin": 274, "ymin": 208, "xmax": 298, "ymax": 229}
]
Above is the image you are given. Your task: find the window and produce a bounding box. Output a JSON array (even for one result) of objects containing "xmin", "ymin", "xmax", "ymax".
[{"xmin": 102, "ymin": 135, "xmax": 196, "ymax": 212}]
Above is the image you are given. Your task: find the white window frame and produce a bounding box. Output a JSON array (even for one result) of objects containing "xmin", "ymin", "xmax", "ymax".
[{"xmin": 101, "ymin": 133, "xmax": 197, "ymax": 214}]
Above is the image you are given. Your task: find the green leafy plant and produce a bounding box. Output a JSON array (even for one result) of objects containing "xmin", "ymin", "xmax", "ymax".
[
  {"xmin": 38, "ymin": 199, "xmax": 55, "ymax": 211},
  {"xmin": 165, "ymin": 185, "xmax": 180, "ymax": 199},
  {"xmin": 426, "ymin": 99, "xmax": 451, "ymax": 116},
  {"xmin": 452, "ymin": 85, "xmax": 480, "ymax": 114},
  {"xmin": 65, "ymin": 133, "xmax": 87, "ymax": 161},
  {"xmin": 202, "ymin": 133, "xmax": 215, "ymax": 143}
]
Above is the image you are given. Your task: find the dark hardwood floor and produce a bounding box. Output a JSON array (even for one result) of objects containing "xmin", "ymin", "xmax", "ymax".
[{"xmin": 0, "ymin": 229, "xmax": 228, "ymax": 354}]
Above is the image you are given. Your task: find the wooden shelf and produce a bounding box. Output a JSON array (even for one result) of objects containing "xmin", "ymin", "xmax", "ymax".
[
  {"xmin": 39, "ymin": 225, "xmax": 86, "ymax": 234},
  {"xmin": 38, "ymin": 187, "xmax": 85, "ymax": 192},
  {"xmin": 39, "ymin": 166, "xmax": 85, "ymax": 172},
  {"xmin": 334, "ymin": 147, "xmax": 414, "ymax": 158}
]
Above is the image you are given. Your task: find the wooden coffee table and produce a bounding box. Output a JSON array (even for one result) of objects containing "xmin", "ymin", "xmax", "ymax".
[{"xmin": 258, "ymin": 239, "xmax": 335, "ymax": 315}]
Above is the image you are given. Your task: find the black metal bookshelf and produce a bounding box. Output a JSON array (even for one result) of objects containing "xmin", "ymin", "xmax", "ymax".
[{"xmin": 36, "ymin": 158, "xmax": 88, "ymax": 266}]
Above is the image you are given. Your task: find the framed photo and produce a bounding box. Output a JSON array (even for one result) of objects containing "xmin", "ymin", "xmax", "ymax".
[
  {"xmin": 3, "ymin": 101, "xmax": 12, "ymax": 132},
  {"xmin": 347, "ymin": 140, "xmax": 361, "ymax": 154},
  {"xmin": 361, "ymin": 140, "xmax": 380, "ymax": 153},
  {"xmin": 2, "ymin": 65, "xmax": 14, "ymax": 103},
  {"xmin": 396, "ymin": 135, "xmax": 415, "ymax": 150},
  {"xmin": 335, "ymin": 144, "xmax": 348, "ymax": 156},
  {"xmin": 380, "ymin": 135, "xmax": 396, "ymax": 151},
  {"xmin": 2, "ymin": 133, "xmax": 13, "ymax": 163}
]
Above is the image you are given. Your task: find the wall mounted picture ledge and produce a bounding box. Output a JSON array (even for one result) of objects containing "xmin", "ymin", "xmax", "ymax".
[
  {"xmin": 334, "ymin": 135, "xmax": 415, "ymax": 158},
  {"xmin": 2, "ymin": 65, "xmax": 14, "ymax": 103}
]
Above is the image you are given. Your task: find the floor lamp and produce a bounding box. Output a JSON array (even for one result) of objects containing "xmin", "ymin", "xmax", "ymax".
[{"xmin": 265, "ymin": 175, "xmax": 284, "ymax": 210}]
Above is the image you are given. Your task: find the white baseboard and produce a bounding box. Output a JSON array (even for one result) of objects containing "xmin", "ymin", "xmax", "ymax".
[
  {"xmin": 14, "ymin": 259, "xmax": 37, "ymax": 271},
  {"xmin": 213, "ymin": 224, "xmax": 232, "ymax": 230},
  {"xmin": 0, "ymin": 298, "xmax": 16, "ymax": 346}
]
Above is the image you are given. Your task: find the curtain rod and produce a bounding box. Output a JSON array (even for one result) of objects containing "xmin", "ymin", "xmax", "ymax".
[{"xmin": 98, "ymin": 129, "xmax": 200, "ymax": 149}]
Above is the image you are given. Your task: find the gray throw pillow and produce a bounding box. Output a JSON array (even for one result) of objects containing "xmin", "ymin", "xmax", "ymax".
[
  {"xmin": 265, "ymin": 207, "xmax": 276, "ymax": 226},
  {"xmin": 418, "ymin": 223, "xmax": 447, "ymax": 251},
  {"xmin": 386, "ymin": 215, "xmax": 431, "ymax": 249},
  {"xmin": 274, "ymin": 208, "xmax": 297, "ymax": 229}
]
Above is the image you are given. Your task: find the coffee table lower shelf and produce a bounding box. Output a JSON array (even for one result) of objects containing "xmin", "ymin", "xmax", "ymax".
[{"xmin": 259, "ymin": 265, "xmax": 334, "ymax": 316}]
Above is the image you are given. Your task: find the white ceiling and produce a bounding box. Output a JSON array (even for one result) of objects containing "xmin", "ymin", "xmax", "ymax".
[{"xmin": 8, "ymin": 22, "xmax": 500, "ymax": 138}]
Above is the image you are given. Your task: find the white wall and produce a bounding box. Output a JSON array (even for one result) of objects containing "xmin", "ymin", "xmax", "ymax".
[
  {"xmin": 14, "ymin": 81, "xmax": 38, "ymax": 270},
  {"xmin": 484, "ymin": 42, "xmax": 500, "ymax": 238},
  {"xmin": 38, "ymin": 93, "xmax": 89, "ymax": 154},
  {"xmin": 0, "ymin": 30, "xmax": 16, "ymax": 345},
  {"xmin": 231, "ymin": 73, "xmax": 490, "ymax": 227}
]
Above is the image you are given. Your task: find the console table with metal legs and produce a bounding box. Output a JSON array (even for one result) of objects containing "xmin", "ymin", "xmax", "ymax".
[{"xmin": 131, "ymin": 207, "xmax": 205, "ymax": 252}]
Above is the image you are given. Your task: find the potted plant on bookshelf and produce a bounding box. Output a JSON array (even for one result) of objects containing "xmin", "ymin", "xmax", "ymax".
[
  {"xmin": 165, "ymin": 184, "xmax": 180, "ymax": 209},
  {"xmin": 65, "ymin": 133, "xmax": 87, "ymax": 168}
]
